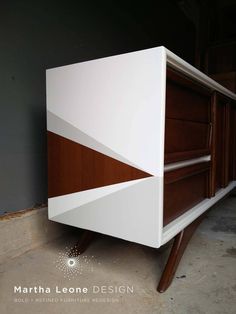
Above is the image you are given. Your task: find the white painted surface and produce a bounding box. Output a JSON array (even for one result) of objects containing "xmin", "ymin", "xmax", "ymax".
[
  {"xmin": 46, "ymin": 47, "xmax": 167, "ymax": 177},
  {"xmin": 162, "ymin": 181, "xmax": 236, "ymax": 245},
  {"xmin": 50, "ymin": 177, "xmax": 163, "ymax": 248},
  {"xmin": 48, "ymin": 178, "xmax": 151, "ymax": 219},
  {"xmin": 164, "ymin": 156, "xmax": 211, "ymax": 172}
]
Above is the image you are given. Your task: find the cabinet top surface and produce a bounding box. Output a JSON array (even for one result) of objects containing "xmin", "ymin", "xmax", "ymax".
[{"xmin": 47, "ymin": 46, "xmax": 236, "ymax": 101}]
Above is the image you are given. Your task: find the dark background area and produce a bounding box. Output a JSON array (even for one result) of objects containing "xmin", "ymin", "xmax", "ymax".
[{"xmin": 0, "ymin": 0, "xmax": 235, "ymax": 212}]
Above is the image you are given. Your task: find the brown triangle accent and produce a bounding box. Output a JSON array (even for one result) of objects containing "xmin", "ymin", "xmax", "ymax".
[{"xmin": 48, "ymin": 131, "xmax": 152, "ymax": 198}]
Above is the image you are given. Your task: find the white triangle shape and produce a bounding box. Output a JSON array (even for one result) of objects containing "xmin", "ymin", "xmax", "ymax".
[
  {"xmin": 47, "ymin": 111, "xmax": 151, "ymax": 174},
  {"xmin": 48, "ymin": 177, "xmax": 150, "ymax": 219},
  {"xmin": 50, "ymin": 176, "xmax": 162, "ymax": 248}
]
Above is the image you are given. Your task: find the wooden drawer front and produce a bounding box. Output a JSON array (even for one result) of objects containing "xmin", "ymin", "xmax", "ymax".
[
  {"xmin": 228, "ymin": 107, "xmax": 234, "ymax": 182},
  {"xmin": 166, "ymin": 81, "xmax": 211, "ymax": 123},
  {"xmin": 211, "ymin": 92, "xmax": 233, "ymax": 195},
  {"xmin": 165, "ymin": 119, "xmax": 211, "ymax": 163},
  {"xmin": 164, "ymin": 162, "xmax": 210, "ymax": 226},
  {"xmin": 233, "ymin": 105, "xmax": 236, "ymax": 180},
  {"xmin": 166, "ymin": 68, "xmax": 211, "ymax": 123},
  {"xmin": 215, "ymin": 99, "xmax": 225, "ymax": 191}
]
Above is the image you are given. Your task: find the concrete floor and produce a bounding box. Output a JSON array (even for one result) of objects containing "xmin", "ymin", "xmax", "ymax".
[{"xmin": 0, "ymin": 194, "xmax": 236, "ymax": 314}]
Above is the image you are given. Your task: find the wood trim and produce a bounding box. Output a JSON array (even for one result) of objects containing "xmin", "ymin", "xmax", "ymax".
[
  {"xmin": 47, "ymin": 131, "xmax": 152, "ymax": 198},
  {"xmin": 228, "ymin": 102, "xmax": 236, "ymax": 182},
  {"xmin": 209, "ymin": 92, "xmax": 217, "ymax": 197},
  {"xmin": 224, "ymin": 102, "xmax": 231, "ymax": 187},
  {"xmin": 234, "ymin": 105, "xmax": 236, "ymax": 180},
  {"xmin": 210, "ymin": 91, "xmax": 232, "ymax": 194}
]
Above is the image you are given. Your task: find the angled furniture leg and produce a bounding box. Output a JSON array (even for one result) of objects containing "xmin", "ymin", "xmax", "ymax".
[
  {"xmin": 157, "ymin": 214, "xmax": 205, "ymax": 293},
  {"xmin": 68, "ymin": 230, "xmax": 95, "ymax": 257}
]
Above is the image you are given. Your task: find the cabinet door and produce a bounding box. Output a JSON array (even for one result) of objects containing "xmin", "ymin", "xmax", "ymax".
[
  {"xmin": 234, "ymin": 107, "xmax": 236, "ymax": 181},
  {"xmin": 228, "ymin": 102, "xmax": 236, "ymax": 182},
  {"xmin": 234, "ymin": 104, "xmax": 236, "ymax": 180},
  {"xmin": 211, "ymin": 92, "xmax": 233, "ymax": 196}
]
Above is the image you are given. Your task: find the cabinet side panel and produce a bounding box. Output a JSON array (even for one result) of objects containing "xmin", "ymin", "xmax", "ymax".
[
  {"xmin": 46, "ymin": 47, "xmax": 166, "ymax": 177},
  {"xmin": 46, "ymin": 47, "xmax": 167, "ymax": 248}
]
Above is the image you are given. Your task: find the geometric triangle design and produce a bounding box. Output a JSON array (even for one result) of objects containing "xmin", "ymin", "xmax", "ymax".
[
  {"xmin": 48, "ymin": 177, "xmax": 150, "ymax": 219},
  {"xmin": 48, "ymin": 131, "xmax": 152, "ymax": 198},
  {"xmin": 47, "ymin": 110, "xmax": 149, "ymax": 173},
  {"xmin": 49, "ymin": 176, "xmax": 160, "ymax": 248}
]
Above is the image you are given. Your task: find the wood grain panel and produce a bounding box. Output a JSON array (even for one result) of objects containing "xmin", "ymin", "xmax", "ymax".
[
  {"xmin": 228, "ymin": 103, "xmax": 236, "ymax": 182},
  {"xmin": 165, "ymin": 68, "xmax": 212, "ymax": 164},
  {"xmin": 234, "ymin": 104, "xmax": 236, "ymax": 180},
  {"xmin": 164, "ymin": 162, "xmax": 210, "ymax": 226},
  {"xmin": 165, "ymin": 119, "xmax": 211, "ymax": 163},
  {"xmin": 210, "ymin": 92, "xmax": 231, "ymax": 194},
  {"xmin": 48, "ymin": 131, "xmax": 152, "ymax": 198},
  {"xmin": 166, "ymin": 71, "xmax": 211, "ymax": 123},
  {"xmin": 215, "ymin": 93, "xmax": 225, "ymax": 191}
]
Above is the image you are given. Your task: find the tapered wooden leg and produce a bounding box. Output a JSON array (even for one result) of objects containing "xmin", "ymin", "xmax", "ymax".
[
  {"xmin": 157, "ymin": 214, "xmax": 205, "ymax": 293},
  {"xmin": 68, "ymin": 230, "xmax": 95, "ymax": 257}
]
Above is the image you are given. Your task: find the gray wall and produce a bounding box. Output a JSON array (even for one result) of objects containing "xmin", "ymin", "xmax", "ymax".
[{"xmin": 0, "ymin": 0, "xmax": 195, "ymax": 212}]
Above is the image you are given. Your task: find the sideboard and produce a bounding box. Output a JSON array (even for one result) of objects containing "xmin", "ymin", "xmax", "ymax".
[{"xmin": 46, "ymin": 46, "xmax": 236, "ymax": 292}]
